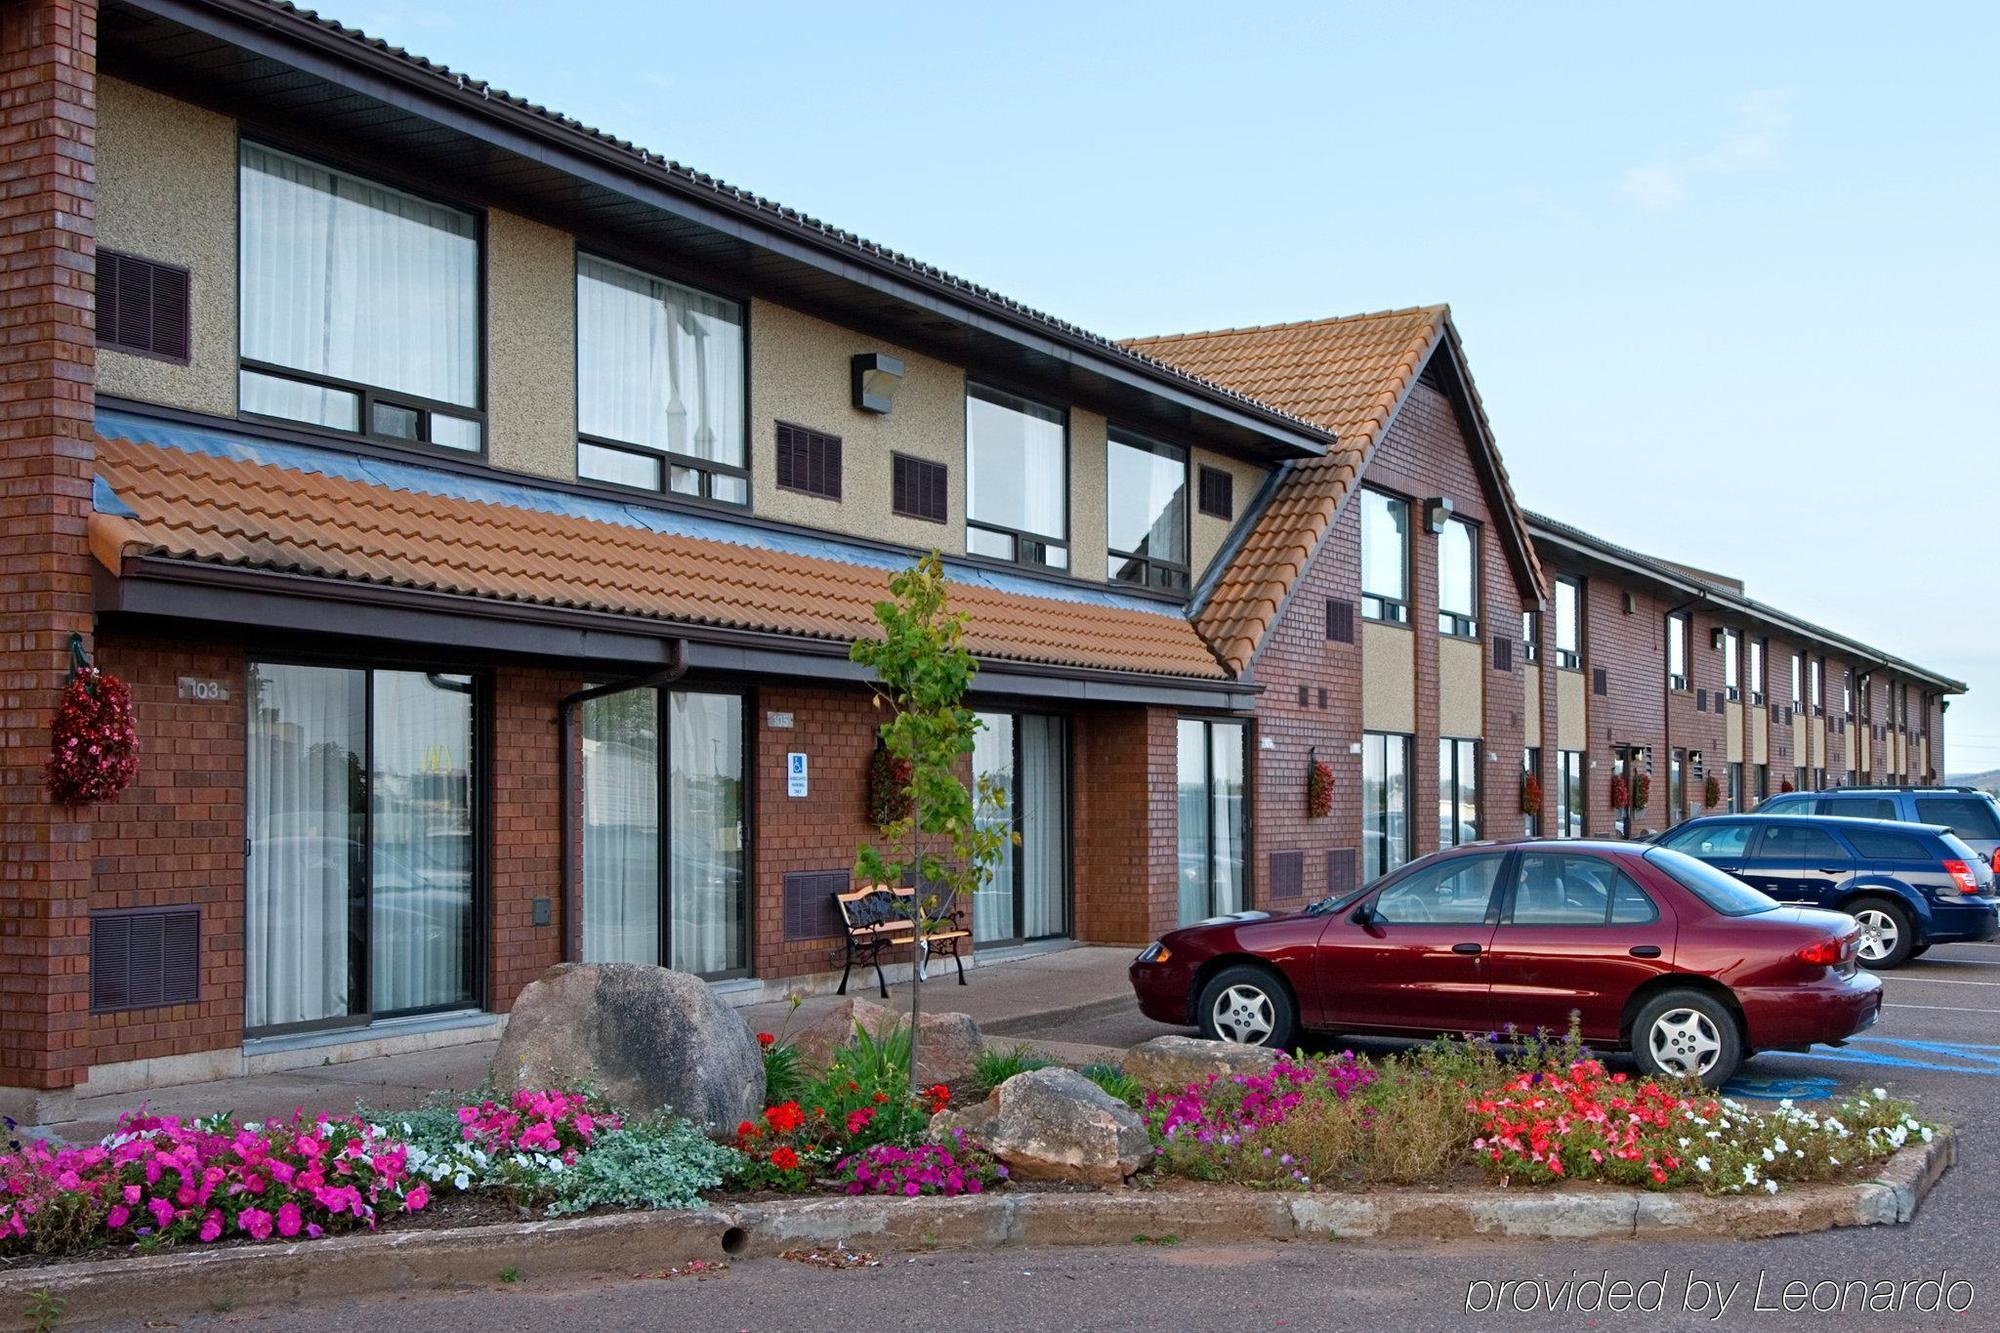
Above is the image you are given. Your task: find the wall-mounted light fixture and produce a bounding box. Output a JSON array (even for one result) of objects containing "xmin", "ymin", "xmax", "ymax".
[
  {"xmin": 1710, "ymin": 627, "xmax": 1726, "ymax": 650},
  {"xmin": 851, "ymin": 352, "xmax": 905, "ymax": 414},
  {"xmin": 1423, "ymin": 496, "xmax": 1455, "ymax": 534}
]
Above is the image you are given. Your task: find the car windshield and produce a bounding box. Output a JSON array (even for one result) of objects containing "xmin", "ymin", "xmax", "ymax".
[{"xmin": 1642, "ymin": 846, "xmax": 1780, "ymax": 916}]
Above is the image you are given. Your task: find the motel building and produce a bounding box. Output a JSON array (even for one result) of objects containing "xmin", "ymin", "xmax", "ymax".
[{"xmin": 0, "ymin": 0, "xmax": 1961, "ymax": 1120}]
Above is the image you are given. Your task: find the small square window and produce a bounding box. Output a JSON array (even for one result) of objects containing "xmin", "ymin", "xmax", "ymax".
[{"xmin": 1197, "ymin": 465, "xmax": 1234, "ymax": 519}]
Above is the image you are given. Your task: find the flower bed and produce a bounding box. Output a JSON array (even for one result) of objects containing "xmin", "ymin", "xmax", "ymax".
[{"xmin": 1145, "ymin": 1036, "xmax": 1939, "ymax": 1196}]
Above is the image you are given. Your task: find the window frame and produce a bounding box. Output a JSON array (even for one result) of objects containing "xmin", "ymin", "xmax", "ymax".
[
  {"xmin": 1359, "ymin": 489, "xmax": 1412, "ymax": 625},
  {"xmin": 1177, "ymin": 717, "xmax": 1251, "ymax": 923},
  {"xmin": 1722, "ymin": 629, "xmax": 1741, "ymax": 701},
  {"xmin": 1439, "ymin": 737, "xmax": 1481, "ymax": 848},
  {"xmin": 1666, "ymin": 613, "xmax": 1690, "ymax": 692},
  {"xmin": 1810, "ymin": 657, "xmax": 1825, "ymax": 716},
  {"xmin": 1362, "ymin": 731, "xmax": 1413, "ymax": 881},
  {"xmin": 1554, "ymin": 575, "xmax": 1584, "ymax": 669},
  {"xmin": 574, "ymin": 250, "xmax": 751, "ymax": 508},
  {"xmin": 1748, "ymin": 637, "xmax": 1766, "ymax": 706},
  {"xmin": 1557, "ymin": 749, "xmax": 1586, "ymax": 838},
  {"xmin": 1522, "ymin": 747, "xmax": 1542, "ymax": 837},
  {"xmin": 1104, "ymin": 426, "xmax": 1191, "ymax": 593},
  {"xmin": 1368, "ymin": 851, "xmax": 1510, "ymax": 926},
  {"xmin": 1521, "ymin": 610, "xmax": 1540, "ymax": 664},
  {"xmin": 1436, "ymin": 516, "xmax": 1480, "ymax": 637},
  {"xmin": 1503, "ymin": 852, "xmax": 1660, "ymax": 928},
  {"xmin": 963, "ymin": 380, "xmax": 1071, "ymax": 572},
  {"xmin": 236, "ymin": 139, "xmax": 488, "ymax": 459}
]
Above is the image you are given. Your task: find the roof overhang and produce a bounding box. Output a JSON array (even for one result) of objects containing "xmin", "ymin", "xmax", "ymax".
[{"xmin": 102, "ymin": 0, "xmax": 1330, "ymax": 465}]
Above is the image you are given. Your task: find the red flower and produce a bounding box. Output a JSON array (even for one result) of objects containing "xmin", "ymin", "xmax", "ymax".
[
  {"xmin": 763, "ymin": 1101, "xmax": 804, "ymax": 1135},
  {"xmin": 871, "ymin": 1091, "xmax": 889, "ymax": 1105},
  {"xmin": 756, "ymin": 1032, "xmax": 776, "ymax": 1049},
  {"xmin": 735, "ymin": 1120, "xmax": 756, "ymax": 1140},
  {"xmin": 769, "ymin": 1146, "xmax": 800, "ymax": 1171},
  {"xmin": 44, "ymin": 665, "xmax": 140, "ymax": 806}
]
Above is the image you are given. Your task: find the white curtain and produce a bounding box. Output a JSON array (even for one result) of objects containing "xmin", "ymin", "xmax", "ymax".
[
  {"xmin": 246, "ymin": 664, "xmax": 364, "ymax": 1030},
  {"xmin": 1019, "ymin": 715, "xmax": 1068, "ymax": 939},
  {"xmin": 1210, "ymin": 722, "xmax": 1246, "ymax": 915},
  {"xmin": 669, "ymin": 692, "xmax": 745, "ymax": 975},
  {"xmin": 369, "ymin": 672, "xmax": 474, "ymax": 1014},
  {"xmin": 967, "ymin": 388, "xmax": 1066, "ymax": 541},
  {"xmin": 239, "ymin": 142, "xmax": 478, "ymax": 408},
  {"xmin": 583, "ymin": 691, "xmax": 661, "ymax": 965},
  {"xmin": 972, "ymin": 713, "xmax": 1017, "ymax": 943},
  {"xmin": 577, "ymin": 255, "xmax": 744, "ymax": 466}
]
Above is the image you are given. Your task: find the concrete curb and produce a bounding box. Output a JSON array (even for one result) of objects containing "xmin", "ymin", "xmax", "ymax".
[{"xmin": 0, "ymin": 1132, "xmax": 1951, "ymax": 1322}]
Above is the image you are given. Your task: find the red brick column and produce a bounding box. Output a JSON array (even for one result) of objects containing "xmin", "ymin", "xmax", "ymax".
[
  {"xmin": 1074, "ymin": 705, "xmax": 1178, "ymax": 946},
  {"xmin": 0, "ymin": 0, "xmax": 97, "ymax": 1108}
]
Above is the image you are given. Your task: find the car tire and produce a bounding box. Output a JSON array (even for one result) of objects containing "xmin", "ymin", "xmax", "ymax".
[
  {"xmin": 1850, "ymin": 897, "xmax": 1917, "ymax": 969},
  {"xmin": 1632, "ymin": 988, "xmax": 1743, "ymax": 1088},
  {"xmin": 1195, "ymin": 964, "xmax": 1297, "ymax": 1050}
]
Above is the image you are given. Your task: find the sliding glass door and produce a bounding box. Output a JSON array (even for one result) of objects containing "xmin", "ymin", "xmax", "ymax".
[
  {"xmin": 246, "ymin": 663, "xmax": 478, "ymax": 1034},
  {"xmin": 972, "ymin": 712, "xmax": 1070, "ymax": 945},
  {"xmin": 1177, "ymin": 718, "xmax": 1247, "ymax": 925},
  {"xmin": 582, "ymin": 687, "xmax": 748, "ymax": 977}
]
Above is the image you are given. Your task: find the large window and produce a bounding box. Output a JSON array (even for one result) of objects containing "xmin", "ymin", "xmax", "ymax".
[
  {"xmin": 967, "ymin": 384, "xmax": 1068, "ymax": 570},
  {"xmin": 1749, "ymin": 638, "xmax": 1766, "ymax": 705},
  {"xmin": 1362, "ymin": 732, "xmax": 1412, "ymax": 881},
  {"xmin": 1791, "ymin": 653, "xmax": 1804, "ymax": 709},
  {"xmin": 1437, "ymin": 518, "xmax": 1479, "ymax": 637},
  {"xmin": 1439, "ymin": 738, "xmax": 1480, "ymax": 847},
  {"xmin": 1810, "ymin": 657, "xmax": 1824, "ymax": 715},
  {"xmin": 1722, "ymin": 629, "xmax": 1740, "ymax": 701},
  {"xmin": 1176, "ymin": 719, "xmax": 1246, "ymax": 924},
  {"xmin": 576, "ymin": 254, "xmax": 747, "ymax": 503},
  {"xmin": 1555, "ymin": 575, "xmax": 1583, "ymax": 669},
  {"xmin": 1105, "ymin": 430, "xmax": 1188, "ymax": 591},
  {"xmin": 582, "ymin": 688, "xmax": 747, "ymax": 976},
  {"xmin": 1521, "ymin": 610, "xmax": 1540, "ymax": 663},
  {"xmin": 239, "ymin": 143, "xmax": 483, "ymax": 451},
  {"xmin": 1666, "ymin": 613, "xmax": 1689, "ymax": 692},
  {"xmin": 1669, "ymin": 749, "xmax": 1688, "ymax": 825},
  {"xmin": 1360, "ymin": 491, "xmax": 1410, "ymax": 623},
  {"xmin": 1522, "ymin": 747, "xmax": 1542, "ymax": 836},
  {"xmin": 973, "ymin": 712, "xmax": 1070, "ymax": 944},
  {"xmin": 1557, "ymin": 750, "xmax": 1585, "ymax": 837},
  {"xmin": 246, "ymin": 663, "xmax": 478, "ymax": 1033}
]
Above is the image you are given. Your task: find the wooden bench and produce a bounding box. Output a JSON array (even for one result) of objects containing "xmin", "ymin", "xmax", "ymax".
[{"xmin": 833, "ymin": 884, "xmax": 971, "ymax": 998}]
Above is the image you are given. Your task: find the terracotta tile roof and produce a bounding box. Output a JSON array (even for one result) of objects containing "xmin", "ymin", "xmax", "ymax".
[
  {"xmin": 89, "ymin": 434, "xmax": 1229, "ymax": 682},
  {"xmin": 1122, "ymin": 307, "xmax": 1452, "ymax": 672}
]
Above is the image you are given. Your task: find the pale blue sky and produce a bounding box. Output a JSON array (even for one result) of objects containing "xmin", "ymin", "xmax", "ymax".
[{"xmin": 344, "ymin": 1, "xmax": 1999, "ymax": 773}]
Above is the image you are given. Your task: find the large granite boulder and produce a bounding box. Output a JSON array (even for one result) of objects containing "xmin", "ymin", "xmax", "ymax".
[
  {"xmin": 1122, "ymin": 1034, "xmax": 1280, "ymax": 1091},
  {"xmin": 786, "ymin": 997, "xmax": 984, "ymax": 1087},
  {"xmin": 492, "ymin": 963, "xmax": 763, "ymax": 1131},
  {"xmin": 930, "ymin": 1066, "xmax": 1148, "ymax": 1185}
]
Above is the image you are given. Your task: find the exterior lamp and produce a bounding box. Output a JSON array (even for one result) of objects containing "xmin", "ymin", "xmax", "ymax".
[
  {"xmin": 1423, "ymin": 497, "xmax": 1454, "ymax": 534},
  {"xmin": 851, "ymin": 352, "xmax": 905, "ymax": 414}
]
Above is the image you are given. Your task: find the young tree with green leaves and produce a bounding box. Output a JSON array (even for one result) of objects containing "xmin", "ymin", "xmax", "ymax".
[{"xmin": 851, "ymin": 553, "xmax": 1013, "ymax": 1089}]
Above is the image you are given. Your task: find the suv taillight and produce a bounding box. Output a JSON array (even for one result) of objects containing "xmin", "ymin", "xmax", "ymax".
[
  {"xmin": 1796, "ymin": 936, "xmax": 1845, "ymax": 967},
  {"xmin": 1944, "ymin": 859, "xmax": 1981, "ymax": 894}
]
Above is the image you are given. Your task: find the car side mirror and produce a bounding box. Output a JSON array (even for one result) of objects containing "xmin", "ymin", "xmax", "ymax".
[{"xmin": 1350, "ymin": 902, "xmax": 1375, "ymax": 927}]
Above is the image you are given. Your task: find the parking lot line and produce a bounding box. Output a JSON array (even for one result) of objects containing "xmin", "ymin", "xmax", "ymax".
[
  {"xmin": 1877, "ymin": 975, "xmax": 2000, "ymax": 987},
  {"xmin": 1888, "ymin": 1002, "xmax": 2000, "ymax": 1015}
]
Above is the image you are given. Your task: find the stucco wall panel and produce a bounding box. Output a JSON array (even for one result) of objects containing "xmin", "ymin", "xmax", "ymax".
[
  {"xmin": 1556, "ymin": 669, "xmax": 1587, "ymax": 751},
  {"xmin": 1069, "ymin": 409, "xmax": 1109, "ymax": 582},
  {"xmin": 1438, "ymin": 635, "xmax": 1484, "ymax": 738},
  {"xmin": 1189, "ymin": 449, "xmax": 1269, "ymax": 585},
  {"xmin": 1362, "ymin": 622, "xmax": 1416, "ymax": 733},
  {"xmin": 488, "ymin": 212, "xmax": 576, "ymax": 479}
]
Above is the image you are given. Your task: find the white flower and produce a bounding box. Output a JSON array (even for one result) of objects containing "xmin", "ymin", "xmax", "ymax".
[
  {"xmin": 1743, "ymin": 1164, "xmax": 1759, "ymax": 1184},
  {"xmin": 1695, "ymin": 1156, "xmax": 1712, "ymax": 1173},
  {"xmin": 1762, "ymin": 1148, "xmax": 1775, "ymax": 1162},
  {"xmin": 1678, "ymin": 1137, "xmax": 1691, "ymax": 1149},
  {"xmin": 1873, "ymin": 1087, "xmax": 1887, "ymax": 1100},
  {"xmin": 1764, "ymin": 1179, "xmax": 1779, "ymax": 1194},
  {"xmin": 1772, "ymin": 1137, "xmax": 1787, "ymax": 1154},
  {"xmin": 1921, "ymin": 1127, "xmax": 1935, "ymax": 1143}
]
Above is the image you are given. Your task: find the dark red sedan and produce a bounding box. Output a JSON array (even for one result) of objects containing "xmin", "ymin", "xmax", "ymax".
[{"xmin": 1129, "ymin": 840, "xmax": 1881, "ymax": 1086}]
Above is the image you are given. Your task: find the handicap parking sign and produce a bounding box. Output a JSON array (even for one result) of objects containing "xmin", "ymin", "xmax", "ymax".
[{"xmin": 786, "ymin": 751, "xmax": 809, "ymax": 797}]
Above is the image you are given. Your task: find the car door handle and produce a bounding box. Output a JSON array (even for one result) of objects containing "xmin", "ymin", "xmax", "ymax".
[
  {"xmin": 1817, "ymin": 867, "xmax": 1845, "ymax": 875},
  {"xmin": 1452, "ymin": 942, "xmax": 1483, "ymax": 955},
  {"xmin": 1628, "ymin": 945, "xmax": 1662, "ymax": 959}
]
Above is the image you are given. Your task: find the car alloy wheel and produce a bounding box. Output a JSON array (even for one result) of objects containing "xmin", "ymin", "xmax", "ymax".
[
  {"xmin": 1854, "ymin": 908, "xmax": 1899, "ymax": 964},
  {"xmin": 1648, "ymin": 1007, "xmax": 1724, "ymax": 1079},
  {"xmin": 1211, "ymin": 983, "xmax": 1277, "ymax": 1045}
]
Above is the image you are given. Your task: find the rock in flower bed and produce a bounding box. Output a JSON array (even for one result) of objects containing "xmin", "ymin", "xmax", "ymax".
[{"xmin": 1145, "ymin": 1035, "xmax": 1942, "ymax": 1196}]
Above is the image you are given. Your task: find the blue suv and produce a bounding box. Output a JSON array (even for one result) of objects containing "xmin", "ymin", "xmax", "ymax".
[
  {"xmin": 1756, "ymin": 787, "xmax": 2000, "ymax": 867},
  {"xmin": 1656, "ymin": 814, "xmax": 1998, "ymax": 968}
]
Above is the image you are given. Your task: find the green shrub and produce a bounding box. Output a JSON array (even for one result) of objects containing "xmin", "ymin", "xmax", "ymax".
[
  {"xmin": 761, "ymin": 1039, "xmax": 805, "ymax": 1108},
  {"xmin": 800, "ymin": 1020, "xmax": 932, "ymax": 1149},
  {"xmin": 972, "ymin": 1044, "xmax": 1051, "ymax": 1095},
  {"xmin": 1079, "ymin": 1063, "xmax": 1143, "ymax": 1107},
  {"xmin": 546, "ymin": 1116, "xmax": 741, "ymax": 1216}
]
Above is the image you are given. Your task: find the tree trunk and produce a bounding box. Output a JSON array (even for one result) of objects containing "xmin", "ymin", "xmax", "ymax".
[{"xmin": 907, "ymin": 823, "xmax": 922, "ymax": 1094}]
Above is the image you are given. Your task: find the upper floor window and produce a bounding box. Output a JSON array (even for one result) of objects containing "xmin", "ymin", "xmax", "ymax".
[
  {"xmin": 1748, "ymin": 637, "xmax": 1765, "ymax": 705},
  {"xmin": 1791, "ymin": 653, "xmax": 1803, "ymax": 709},
  {"xmin": 1722, "ymin": 629, "xmax": 1740, "ymax": 701},
  {"xmin": 1809, "ymin": 657, "xmax": 1824, "ymax": 715},
  {"xmin": 238, "ymin": 143, "xmax": 482, "ymax": 451},
  {"xmin": 576, "ymin": 254, "xmax": 747, "ymax": 503},
  {"xmin": 1359, "ymin": 490, "xmax": 1409, "ymax": 624},
  {"xmin": 966, "ymin": 384, "xmax": 1067, "ymax": 570},
  {"xmin": 1105, "ymin": 430, "xmax": 1188, "ymax": 592},
  {"xmin": 1843, "ymin": 670, "xmax": 1854, "ymax": 718},
  {"xmin": 1666, "ymin": 612, "xmax": 1689, "ymax": 692},
  {"xmin": 1436, "ymin": 517, "xmax": 1479, "ymax": 637},
  {"xmin": 1521, "ymin": 609, "xmax": 1540, "ymax": 663},
  {"xmin": 1554, "ymin": 575, "xmax": 1582, "ymax": 669}
]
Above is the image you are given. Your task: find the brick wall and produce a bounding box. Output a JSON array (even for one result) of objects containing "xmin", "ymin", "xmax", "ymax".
[
  {"xmin": 86, "ymin": 636, "xmax": 243, "ymax": 1065},
  {"xmin": 0, "ymin": 0, "xmax": 97, "ymax": 1096},
  {"xmin": 490, "ymin": 666, "xmax": 572, "ymax": 1009},
  {"xmin": 1073, "ymin": 704, "xmax": 1177, "ymax": 944}
]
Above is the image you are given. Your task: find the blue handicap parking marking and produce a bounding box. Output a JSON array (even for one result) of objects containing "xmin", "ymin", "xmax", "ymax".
[
  {"xmin": 1779, "ymin": 1037, "xmax": 2000, "ymax": 1077},
  {"xmin": 1723, "ymin": 1075, "xmax": 1840, "ymax": 1101}
]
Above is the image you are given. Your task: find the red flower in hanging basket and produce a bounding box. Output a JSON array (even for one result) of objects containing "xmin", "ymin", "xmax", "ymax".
[
  {"xmin": 866, "ymin": 744, "xmax": 914, "ymax": 828},
  {"xmin": 1608, "ymin": 773, "xmax": 1630, "ymax": 813},
  {"xmin": 1780, "ymin": 778, "xmax": 1796, "ymax": 794},
  {"xmin": 1703, "ymin": 775, "xmax": 1722, "ymax": 809},
  {"xmin": 1520, "ymin": 771, "xmax": 1542, "ymax": 816},
  {"xmin": 1306, "ymin": 758, "xmax": 1334, "ymax": 820},
  {"xmin": 1633, "ymin": 773, "xmax": 1652, "ymax": 811},
  {"xmin": 44, "ymin": 665, "xmax": 140, "ymax": 807}
]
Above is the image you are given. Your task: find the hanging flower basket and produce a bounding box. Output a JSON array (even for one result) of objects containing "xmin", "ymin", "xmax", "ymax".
[
  {"xmin": 1633, "ymin": 773, "xmax": 1652, "ymax": 812},
  {"xmin": 1520, "ymin": 771, "xmax": 1542, "ymax": 816},
  {"xmin": 1306, "ymin": 757, "xmax": 1334, "ymax": 820},
  {"xmin": 866, "ymin": 743, "xmax": 913, "ymax": 829},
  {"xmin": 44, "ymin": 641, "xmax": 139, "ymax": 807},
  {"xmin": 1608, "ymin": 773, "xmax": 1630, "ymax": 813},
  {"xmin": 1781, "ymin": 778, "xmax": 1797, "ymax": 794},
  {"xmin": 1703, "ymin": 775, "xmax": 1722, "ymax": 808}
]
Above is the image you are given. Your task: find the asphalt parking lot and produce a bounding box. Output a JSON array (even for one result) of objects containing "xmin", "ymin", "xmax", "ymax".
[{"xmin": 180, "ymin": 940, "xmax": 2000, "ymax": 1332}]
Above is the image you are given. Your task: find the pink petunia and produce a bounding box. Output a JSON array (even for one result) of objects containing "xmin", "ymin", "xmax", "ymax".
[
  {"xmin": 105, "ymin": 1205, "xmax": 130, "ymax": 1229},
  {"xmin": 276, "ymin": 1202, "xmax": 303, "ymax": 1237},
  {"xmin": 403, "ymin": 1184, "xmax": 429, "ymax": 1213},
  {"xmin": 198, "ymin": 1210, "xmax": 223, "ymax": 1243}
]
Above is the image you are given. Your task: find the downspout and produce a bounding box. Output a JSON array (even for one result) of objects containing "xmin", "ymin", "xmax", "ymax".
[{"xmin": 557, "ymin": 640, "xmax": 689, "ymax": 963}]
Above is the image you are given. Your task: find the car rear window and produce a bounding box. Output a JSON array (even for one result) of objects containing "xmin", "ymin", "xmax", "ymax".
[
  {"xmin": 1844, "ymin": 829, "xmax": 1928, "ymax": 860},
  {"xmin": 1643, "ymin": 847, "xmax": 1780, "ymax": 916},
  {"xmin": 1915, "ymin": 796, "xmax": 2000, "ymax": 841},
  {"xmin": 1760, "ymin": 794, "xmax": 1808, "ymax": 815},
  {"xmin": 1942, "ymin": 832, "xmax": 1984, "ymax": 864}
]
